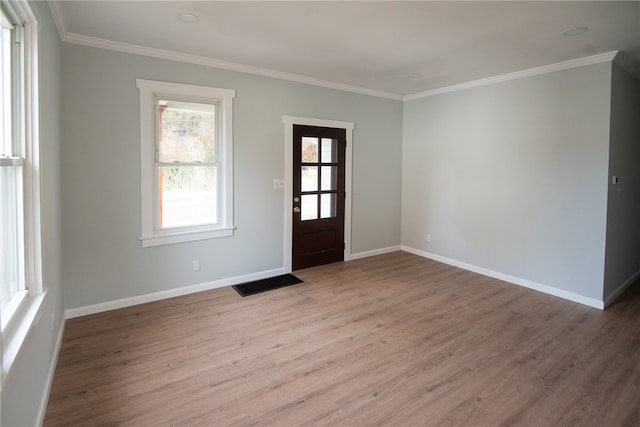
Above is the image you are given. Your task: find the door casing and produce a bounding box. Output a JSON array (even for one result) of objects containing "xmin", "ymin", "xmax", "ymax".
[{"xmin": 282, "ymin": 116, "xmax": 354, "ymax": 273}]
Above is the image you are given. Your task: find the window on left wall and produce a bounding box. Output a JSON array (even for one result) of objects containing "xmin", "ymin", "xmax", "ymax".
[{"xmin": 1, "ymin": 1, "xmax": 44, "ymax": 382}]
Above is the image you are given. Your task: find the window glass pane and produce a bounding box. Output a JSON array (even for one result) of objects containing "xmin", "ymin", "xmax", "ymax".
[
  {"xmin": 158, "ymin": 99, "xmax": 216, "ymax": 163},
  {"xmin": 1, "ymin": 25, "xmax": 12, "ymax": 155},
  {"xmin": 0, "ymin": 165, "xmax": 23, "ymax": 306},
  {"xmin": 301, "ymin": 166, "xmax": 317, "ymax": 191},
  {"xmin": 1, "ymin": 16, "xmax": 24, "ymax": 309},
  {"xmin": 301, "ymin": 194, "xmax": 318, "ymax": 221},
  {"xmin": 159, "ymin": 165, "xmax": 217, "ymax": 228},
  {"xmin": 321, "ymin": 166, "xmax": 337, "ymax": 191},
  {"xmin": 320, "ymin": 193, "xmax": 336, "ymax": 219},
  {"xmin": 321, "ymin": 138, "xmax": 337, "ymax": 163},
  {"xmin": 302, "ymin": 137, "xmax": 318, "ymax": 163}
]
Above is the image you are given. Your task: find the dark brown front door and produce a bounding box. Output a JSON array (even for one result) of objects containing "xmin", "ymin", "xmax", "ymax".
[{"xmin": 292, "ymin": 125, "xmax": 346, "ymax": 270}]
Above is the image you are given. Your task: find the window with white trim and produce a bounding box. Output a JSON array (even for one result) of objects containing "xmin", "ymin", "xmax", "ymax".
[
  {"xmin": 1, "ymin": 0, "xmax": 43, "ymax": 381},
  {"xmin": 137, "ymin": 80, "xmax": 235, "ymax": 247}
]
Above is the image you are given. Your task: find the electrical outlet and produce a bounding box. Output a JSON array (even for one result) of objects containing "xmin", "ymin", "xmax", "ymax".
[
  {"xmin": 193, "ymin": 259, "xmax": 200, "ymax": 272},
  {"xmin": 426, "ymin": 233, "xmax": 431, "ymax": 242}
]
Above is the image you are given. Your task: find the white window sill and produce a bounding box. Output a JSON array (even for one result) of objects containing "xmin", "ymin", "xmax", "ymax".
[
  {"xmin": 2, "ymin": 291, "xmax": 46, "ymax": 384},
  {"xmin": 141, "ymin": 226, "xmax": 235, "ymax": 247},
  {"xmin": 1, "ymin": 291, "xmax": 28, "ymax": 331}
]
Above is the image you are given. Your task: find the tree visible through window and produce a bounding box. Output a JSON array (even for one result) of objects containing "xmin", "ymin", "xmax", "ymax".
[{"xmin": 157, "ymin": 99, "xmax": 218, "ymax": 228}]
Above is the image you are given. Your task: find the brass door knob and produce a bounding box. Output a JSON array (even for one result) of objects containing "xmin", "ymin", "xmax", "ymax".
[{"xmin": 293, "ymin": 206, "xmax": 301, "ymax": 213}]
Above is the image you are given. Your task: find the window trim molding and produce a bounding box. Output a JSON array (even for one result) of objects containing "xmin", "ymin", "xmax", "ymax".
[
  {"xmin": 136, "ymin": 79, "xmax": 235, "ymax": 247},
  {"xmin": 20, "ymin": 2, "xmax": 42, "ymax": 297},
  {"xmin": 0, "ymin": 0, "xmax": 43, "ymax": 386}
]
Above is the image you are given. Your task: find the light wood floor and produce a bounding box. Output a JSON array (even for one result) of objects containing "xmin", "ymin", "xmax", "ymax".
[{"xmin": 45, "ymin": 251, "xmax": 640, "ymax": 426}]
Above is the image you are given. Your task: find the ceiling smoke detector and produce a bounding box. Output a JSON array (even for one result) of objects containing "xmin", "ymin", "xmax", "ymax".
[
  {"xmin": 178, "ymin": 13, "xmax": 199, "ymax": 24},
  {"xmin": 562, "ymin": 26, "xmax": 589, "ymax": 37}
]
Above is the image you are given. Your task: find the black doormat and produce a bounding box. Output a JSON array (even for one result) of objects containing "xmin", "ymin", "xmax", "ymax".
[{"xmin": 232, "ymin": 274, "xmax": 304, "ymax": 297}]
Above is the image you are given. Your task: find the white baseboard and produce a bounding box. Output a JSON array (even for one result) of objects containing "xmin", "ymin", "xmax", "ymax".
[
  {"xmin": 350, "ymin": 245, "xmax": 401, "ymax": 260},
  {"xmin": 65, "ymin": 267, "xmax": 285, "ymax": 319},
  {"xmin": 604, "ymin": 269, "xmax": 640, "ymax": 308},
  {"xmin": 64, "ymin": 244, "xmax": 617, "ymax": 318},
  {"xmin": 64, "ymin": 246, "xmax": 404, "ymax": 319},
  {"xmin": 36, "ymin": 318, "xmax": 66, "ymax": 427},
  {"xmin": 401, "ymin": 245, "xmax": 604, "ymax": 310}
]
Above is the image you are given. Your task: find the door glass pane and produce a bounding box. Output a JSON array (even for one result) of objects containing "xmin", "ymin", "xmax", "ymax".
[
  {"xmin": 321, "ymin": 138, "xmax": 337, "ymax": 163},
  {"xmin": 301, "ymin": 166, "xmax": 317, "ymax": 191},
  {"xmin": 159, "ymin": 165, "xmax": 217, "ymax": 228},
  {"xmin": 302, "ymin": 137, "xmax": 318, "ymax": 163},
  {"xmin": 158, "ymin": 99, "xmax": 216, "ymax": 163},
  {"xmin": 301, "ymin": 194, "xmax": 317, "ymax": 221},
  {"xmin": 321, "ymin": 166, "xmax": 337, "ymax": 191},
  {"xmin": 320, "ymin": 193, "xmax": 336, "ymax": 219}
]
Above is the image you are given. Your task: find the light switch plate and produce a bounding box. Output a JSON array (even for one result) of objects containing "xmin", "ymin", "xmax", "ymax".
[{"xmin": 273, "ymin": 179, "xmax": 285, "ymax": 189}]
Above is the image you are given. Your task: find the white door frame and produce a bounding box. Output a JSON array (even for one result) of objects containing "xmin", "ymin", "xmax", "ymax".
[{"xmin": 282, "ymin": 116, "xmax": 354, "ymax": 273}]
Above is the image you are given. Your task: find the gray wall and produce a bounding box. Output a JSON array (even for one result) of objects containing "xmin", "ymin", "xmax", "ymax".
[
  {"xmin": 1, "ymin": 2, "xmax": 64, "ymax": 426},
  {"xmin": 401, "ymin": 63, "xmax": 612, "ymax": 300},
  {"xmin": 61, "ymin": 44, "xmax": 403, "ymax": 310},
  {"xmin": 604, "ymin": 63, "xmax": 640, "ymax": 300}
]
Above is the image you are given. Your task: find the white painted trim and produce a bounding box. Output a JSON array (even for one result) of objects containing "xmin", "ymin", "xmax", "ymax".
[
  {"xmin": 282, "ymin": 116, "xmax": 354, "ymax": 273},
  {"xmin": 604, "ymin": 269, "xmax": 640, "ymax": 308},
  {"xmin": 49, "ymin": 21, "xmax": 623, "ymax": 103},
  {"xmin": 136, "ymin": 79, "xmax": 236, "ymax": 247},
  {"xmin": 36, "ymin": 317, "xmax": 65, "ymax": 427},
  {"xmin": 45, "ymin": 1, "xmax": 67, "ymax": 42},
  {"xmin": 401, "ymin": 245, "xmax": 605, "ymax": 310},
  {"xmin": 140, "ymin": 227, "xmax": 235, "ymax": 248},
  {"xmin": 24, "ymin": 12, "xmax": 43, "ymax": 297},
  {"xmin": 350, "ymin": 246, "xmax": 402, "ymax": 260},
  {"xmin": 58, "ymin": 32, "xmax": 402, "ymax": 101},
  {"xmin": 64, "ymin": 268, "xmax": 285, "ymax": 319},
  {"xmin": 404, "ymin": 51, "xmax": 619, "ymax": 101},
  {"xmin": 1, "ymin": 293, "xmax": 46, "ymax": 386},
  {"xmin": 0, "ymin": 0, "xmax": 44, "ymax": 391}
]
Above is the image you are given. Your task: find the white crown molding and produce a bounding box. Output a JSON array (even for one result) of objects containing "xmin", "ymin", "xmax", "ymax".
[
  {"xmin": 404, "ymin": 51, "xmax": 619, "ymax": 101},
  {"xmin": 44, "ymin": 5, "xmax": 634, "ymax": 103},
  {"xmin": 58, "ymin": 31, "xmax": 403, "ymax": 101},
  {"xmin": 46, "ymin": 1, "xmax": 67, "ymax": 42}
]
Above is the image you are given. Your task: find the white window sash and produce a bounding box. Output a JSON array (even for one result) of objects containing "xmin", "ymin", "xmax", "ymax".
[{"xmin": 154, "ymin": 162, "xmax": 221, "ymax": 229}]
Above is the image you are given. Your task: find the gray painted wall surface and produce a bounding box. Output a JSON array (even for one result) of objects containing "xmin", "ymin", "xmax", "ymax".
[
  {"xmin": 61, "ymin": 44, "xmax": 403, "ymax": 310},
  {"xmin": 1, "ymin": 2, "xmax": 65, "ymax": 426},
  {"xmin": 401, "ymin": 63, "xmax": 612, "ymax": 300},
  {"xmin": 604, "ymin": 63, "xmax": 640, "ymax": 299}
]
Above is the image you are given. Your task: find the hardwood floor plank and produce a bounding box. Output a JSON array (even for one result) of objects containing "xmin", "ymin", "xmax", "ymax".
[{"xmin": 44, "ymin": 252, "xmax": 640, "ymax": 426}]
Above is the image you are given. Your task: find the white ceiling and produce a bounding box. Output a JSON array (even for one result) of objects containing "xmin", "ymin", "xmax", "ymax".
[{"xmin": 49, "ymin": 1, "xmax": 640, "ymax": 98}]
